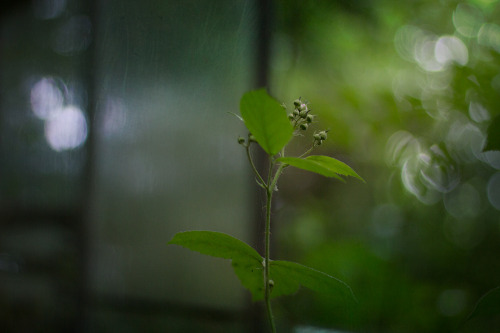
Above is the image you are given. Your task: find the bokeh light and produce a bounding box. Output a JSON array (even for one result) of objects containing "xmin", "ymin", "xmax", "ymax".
[
  {"xmin": 487, "ymin": 172, "xmax": 500, "ymax": 210},
  {"xmin": 30, "ymin": 77, "xmax": 65, "ymax": 120},
  {"xmin": 44, "ymin": 105, "xmax": 88, "ymax": 151}
]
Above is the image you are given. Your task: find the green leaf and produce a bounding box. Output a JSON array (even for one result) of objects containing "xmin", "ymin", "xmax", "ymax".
[
  {"xmin": 270, "ymin": 260, "xmax": 357, "ymax": 302},
  {"xmin": 168, "ymin": 232, "xmax": 356, "ymax": 303},
  {"xmin": 468, "ymin": 286, "xmax": 500, "ymax": 320},
  {"xmin": 484, "ymin": 115, "xmax": 500, "ymax": 152},
  {"xmin": 169, "ymin": 231, "xmax": 264, "ymax": 301},
  {"xmin": 231, "ymin": 260, "xmax": 264, "ymax": 301},
  {"xmin": 168, "ymin": 231, "xmax": 262, "ymax": 263},
  {"xmin": 240, "ymin": 89, "xmax": 293, "ymax": 155},
  {"xmin": 277, "ymin": 155, "xmax": 365, "ymax": 182}
]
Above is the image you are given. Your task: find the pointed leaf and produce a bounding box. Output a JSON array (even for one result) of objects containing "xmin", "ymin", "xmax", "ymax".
[
  {"xmin": 277, "ymin": 155, "xmax": 364, "ymax": 182},
  {"xmin": 468, "ymin": 286, "xmax": 500, "ymax": 320},
  {"xmin": 240, "ymin": 89, "xmax": 293, "ymax": 155},
  {"xmin": 169, "ymin": 231, "xmax": 265, "ymax": 300},
  {"xmin": 484, "ymin": 115, "xmax": 500, "ymax": 152},
  {"xmin": 168, "ymin": 231, "xmax": 262, "ymax": 263},
  {"xmin": 270, "ymin": 260, "xmax": 357, "ymax": 302}
]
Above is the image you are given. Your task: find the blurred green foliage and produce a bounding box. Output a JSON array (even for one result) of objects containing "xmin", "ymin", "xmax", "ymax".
[{"xmin": 270, "ymin": 0, "xmax": 500, "ymax": 332}]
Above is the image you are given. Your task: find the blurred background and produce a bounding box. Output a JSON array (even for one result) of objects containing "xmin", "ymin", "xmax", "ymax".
[{"xmin": 1, "ymin": 0, "xmax": 499, "ymax": 332}]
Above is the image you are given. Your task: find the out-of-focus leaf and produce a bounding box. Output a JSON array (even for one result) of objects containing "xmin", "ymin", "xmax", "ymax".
[
  {"xmin": 468, "ymin": 286, "xmax": 500, "ymax": 320},
  {"xmin": 240, "ymin": 89, "xmax": 293, "ymax": 155},
  {"xmin": 270, "ymin": 260, "xmax": 357, "ymax": 302},
  {"xmin": 484, "ymin": 115, "xmax": 500, "ymax": 152},
  {"xmin": 277, "ymin": 155, "xmax": 364, "ymax": 182}
]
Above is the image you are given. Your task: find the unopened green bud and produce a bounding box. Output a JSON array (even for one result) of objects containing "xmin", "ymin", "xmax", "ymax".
[
  {"xmin": 319, "ymin": 131, "xmax": 327, "ymax": 140},
  {"xmin": 306, "ymin": 114, "xmax": 313, "ymax": 123},
  {"xmin": 249, "ymin": 134, "xmax": 257, "ymax": 142},
  {"xmin": 313, "ymin": 133, "xmax": 321, "ymax": 141},
  {"xmin": 238, "ymin": 136, "xmax": 245, "ymax": 145},
  {"xmin": 293, "ymin": 99, "xmax": 301, "ymax": 107},
  {"xmin": 300, "ymin": 123, "xmax": 308, "ymax": 130},
  {"xmin": 299, "ymin": 110, "xmax": 308, "ymax": 118},
  {"xmin": 293, "ymin": 109, "xmax": 299, "ymax": 116},
  {"xmin": 288, "ymin": 113, "xmax": 295, "ymax": 120},
  {"xmin": 316, "ymin": 139, "xmax": 322, "ymax": 146}
]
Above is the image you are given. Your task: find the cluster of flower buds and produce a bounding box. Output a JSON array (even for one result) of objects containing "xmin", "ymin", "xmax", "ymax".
[
  {"xmin": 313, "ymin": 130, "xmax": 329, "ymax": 146},
  {"xmin": 288, "ymin": 98, "xmax": 314, "ymax": 131}
]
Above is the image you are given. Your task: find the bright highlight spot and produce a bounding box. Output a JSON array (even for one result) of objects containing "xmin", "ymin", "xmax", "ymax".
[
  {"xmin": 30, "ymin": 77, "xmax": 64, "ymax": 120},
  {"xmin": 435, "ymin": 36, "xmax": 468, "ymax": 66},
  {"xmin": 45, "ymin": 105, "xmax": 88, "ymax": 151}
]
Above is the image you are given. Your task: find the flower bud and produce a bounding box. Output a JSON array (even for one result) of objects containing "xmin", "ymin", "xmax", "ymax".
[
  {"xmin": 299, "ymin": 110, "xmax": 308, "ymax": 118},
  {"xmin": 313, "ymin": 133, "xmax": 321, "ymax": 141},
  {"xmin": 319, "ymin": 131, "xmax": 327, "ymax": 140},
  {"xmin": 238, "ymin": 136, "xmax": 246, "ymax": 145},
  {"xmin": 249, "ymin": 134, "xmax": 257, "ymax": 142},
  {"xmin": 306, "ymin": 114, "xmax": 313, "ymax": 123},
  {"xmin": 293, "ymin": 109, "xmax": 299, "ymax": 116},
  {"xmin": 298, "ymin": 104, "xmax": 307, "ymax": 111},
  {"xmin": 300, "ymin": 123, "xmax": 308, "ymax": 130},
  {"xmin": 288, "ymin": 113, "xmax": 295, "ymax": 120},
  {"xmin": 293, "ymin": 99, "xmax": 301, "ymax": 107}
]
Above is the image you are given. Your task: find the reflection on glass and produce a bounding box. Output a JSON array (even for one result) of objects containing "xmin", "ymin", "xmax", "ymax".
[
  {"xmin": 33, "ymin": 0, "xmax": 67, "ymax": 20},
  {"xmin": 52, "ymin": 15, "xmax": 92, "ymax": 55},
  {"xmin": 101, "ymin": 97, "xmax": 127, "ymax": 138}
]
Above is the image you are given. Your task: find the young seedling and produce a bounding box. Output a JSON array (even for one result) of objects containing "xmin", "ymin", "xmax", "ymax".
[{"xmin": 169, "ymin": 89, "xmax": 364, "ymax": 332}]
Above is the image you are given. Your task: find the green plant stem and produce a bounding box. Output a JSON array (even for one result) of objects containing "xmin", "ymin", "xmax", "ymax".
[
  {"xmin": 264, "ymin": 186, "xmax": 276, "ymax": 333},
  {"xmin": 298, "ymin": 144, "xmax": 315, "ymax": 159},
  {"xmin": 246, "ymin": 145, "xmax": 266, "ymax": 189},
  {"xmin": 263, "ymin": 162, "xmax": 286, "ymax": 333}
]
